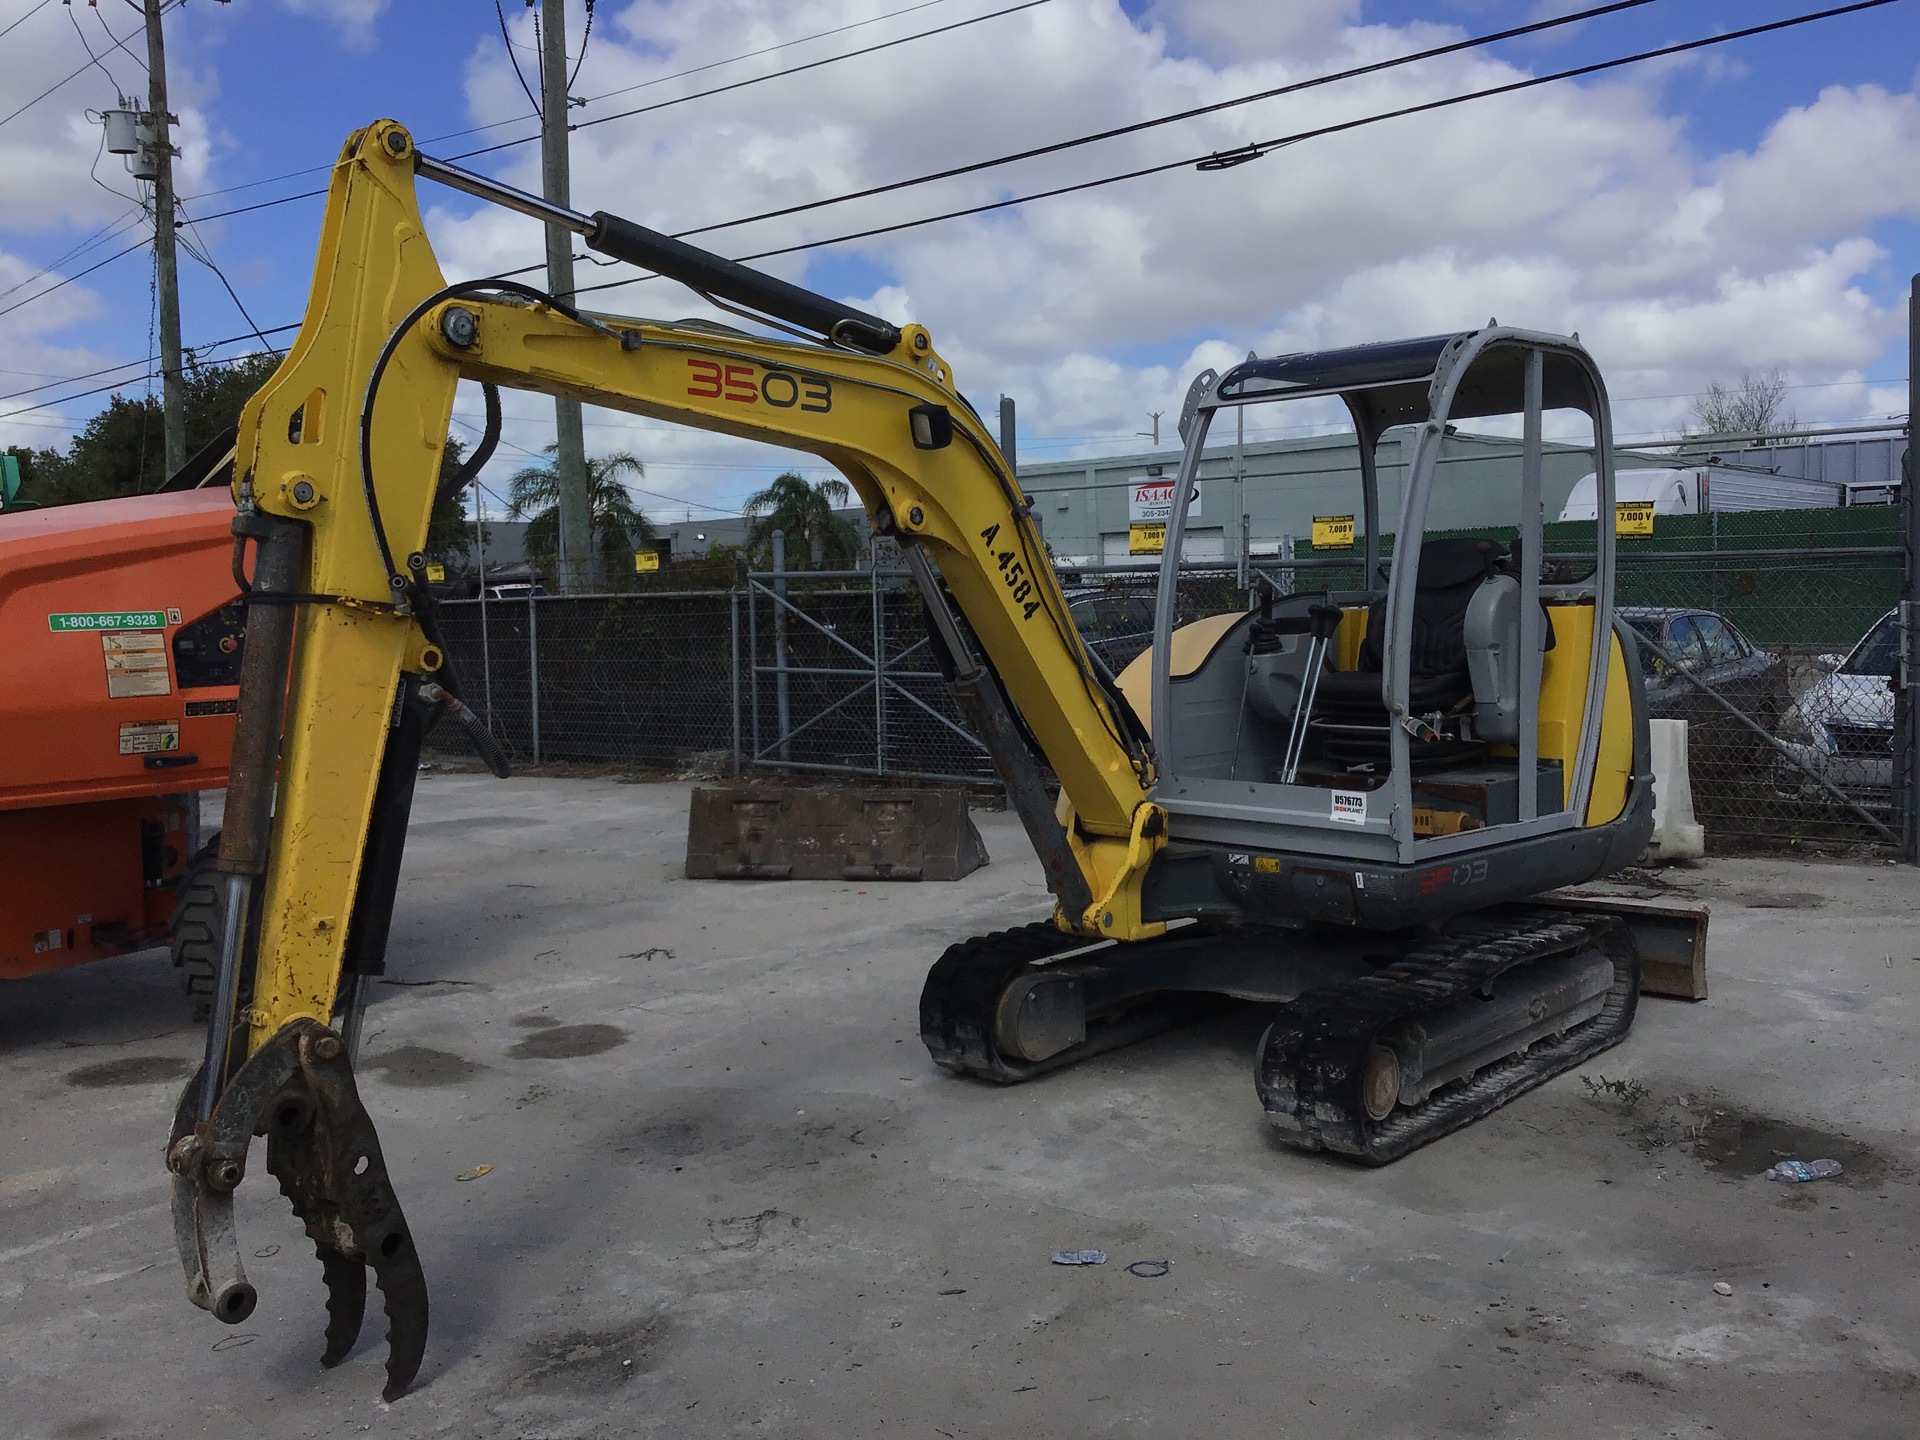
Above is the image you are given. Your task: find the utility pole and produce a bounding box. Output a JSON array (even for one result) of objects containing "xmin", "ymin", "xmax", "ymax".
[
  {"xmin": 540, "ymin": 0, "xmax": 595, "ymax": 591},
  {"xmin": 144, "ymin": 0, "xmax": 186, "ymax": 481},
  {"xmin": 1137, "ymin": 411, "xmax": 1163, "ymax": 447}
]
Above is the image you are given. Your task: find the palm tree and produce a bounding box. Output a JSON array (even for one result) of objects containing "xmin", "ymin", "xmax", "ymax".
[
  {"xmin": 506, "ymin": 446, "xmax": 656, "ymax": 580},
  {"xmin": 743, "ymin": 471, "xmax": 860, "ymax": 568}
]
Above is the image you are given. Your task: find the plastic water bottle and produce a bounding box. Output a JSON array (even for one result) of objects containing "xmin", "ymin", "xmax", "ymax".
[{"xmin": 1764, "ymin": 1158, "xmax": 1842, "ymax": 1182}]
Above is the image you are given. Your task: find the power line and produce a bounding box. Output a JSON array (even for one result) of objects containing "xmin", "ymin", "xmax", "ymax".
[
  {"xmin": 176, "ymin": 205, "xmax": 285, "ymax": 356},
  {"xmin": 0, "ymin": 0, "xmax": 55, "ymax": 44},
  {"xmin": 66, "ymin": 0, "xmax": 133, "ymax": 94},
  {"xmin": 674, "ymin": 0, "xmax": 1660, "ymax": 242},
  {"xmin": 0, "ymin": 235, "xmax": 151, "ymax": 322},
  {"xmin": 0, "ymin": 206, "xmax": 145, "ymax": 306},
  {"xmin": 0, "ymin": 326, "xmax": 297, "ymax": 417},
  {"xmin": 16, "ymin": 2, "xmax": 1904, "ymax": 443},
  {"xmin": 173, "ymin": 0, "xmax": 961, "ymax": 206},
  {"xmin": 0, "ymin": 2, "xmax": 153, "ymax": 131},
  {"xmin": 571, "ymin": 1, "xmax": 1047, "ymax": 138},
  {"xmin": 494, "ymin": 0, "xmax": 542, "ymax": 119},
  {"xmin": 584, "ymin": 0, "xmax": 952, "ymax": 109},
  {"xmin": 574, "ymin": 0, "xmax": 1905, "ymax": 297}
]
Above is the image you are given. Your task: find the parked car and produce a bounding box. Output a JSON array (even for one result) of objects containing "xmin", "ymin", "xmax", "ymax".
[
  {"xmin": 1774, "ymin": 609, "xmax": 1896, "ymax": 804},
  {"xmin": 483, "ymin": 582, "xmax": 550, "ymax": 600},
  {"xmin": 1617, "ymin": 607, "xmax": 1789, "ymax": 769},
  {"xmin": 1066, "ymin": 588, "xmax": 1157, "ymax": 673}
]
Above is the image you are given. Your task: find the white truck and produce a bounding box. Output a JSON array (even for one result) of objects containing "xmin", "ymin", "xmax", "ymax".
[{"xmin": 1557, "ymin": 464, "xmax": 1845, "ymax": 522}]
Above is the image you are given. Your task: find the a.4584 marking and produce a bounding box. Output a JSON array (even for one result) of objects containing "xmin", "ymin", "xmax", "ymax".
[
  {"xmin": 978, "ymin": 523, "xmax": 1041, "ymax": 621},
  {"xmin": 685, "ymin": 358, "xmax": 832, "ymax": 413}
]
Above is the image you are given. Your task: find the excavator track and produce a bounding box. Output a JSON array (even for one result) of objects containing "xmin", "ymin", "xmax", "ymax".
[
  {"xmin": 1256, "ymin": 908, "xmax": 1638, "ymax": 1164},
  {"xmin": 920, "ymin": 921, "xmax": 1223, "ymax": 1082}
]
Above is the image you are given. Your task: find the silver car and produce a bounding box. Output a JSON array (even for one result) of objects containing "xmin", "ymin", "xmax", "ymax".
[{"xmin": 1774, "ymin": 610, "xmax": 1896, "ymax": 803}]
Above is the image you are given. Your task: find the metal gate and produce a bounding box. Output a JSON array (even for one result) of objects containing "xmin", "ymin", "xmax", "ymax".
[{"xmin": 744, "ymin": 564, "xmax": 992, "ymax": 784}]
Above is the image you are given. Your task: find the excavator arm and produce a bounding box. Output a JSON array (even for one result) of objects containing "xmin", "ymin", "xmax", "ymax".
[{"xmin": 167, "ymin": 120, "xmax": 1162, "ymax": 1397}]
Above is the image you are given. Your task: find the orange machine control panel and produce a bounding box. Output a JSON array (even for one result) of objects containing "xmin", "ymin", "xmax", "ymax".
[{"xmin": 0, "ymin": 488, "xmax": 242, "ymax": 812}]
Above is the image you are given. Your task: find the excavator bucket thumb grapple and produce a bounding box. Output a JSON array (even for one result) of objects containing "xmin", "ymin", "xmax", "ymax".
[{"xmin": 167, "ymin": 1019, "xmax": 427, "ymax": 1401}]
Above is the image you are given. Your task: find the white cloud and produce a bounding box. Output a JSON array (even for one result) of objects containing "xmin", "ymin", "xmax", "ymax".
[
  {"xmin": 0, "ymin": 248, "xmax": 120, "ymax": 452},
  {"xmin": 278, "ymin": 0, "xmax": 389, "ymax": 50},
  {"xmin": 417, "ymin": 0, "xmax": 1920, "ymax": 505},
  {"xmin": 7, "ymin": 0, "xmax": 1917, "ymax": 497}
]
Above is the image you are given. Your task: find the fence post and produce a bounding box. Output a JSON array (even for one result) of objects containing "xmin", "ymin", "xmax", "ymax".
[
  {"xmin": 872, "ymin": 546, "xmax": 886, "ymax": 776},
  {"xmin": 475, "ymin": 502, "xmax": 494, "ymax": 731},
  {"xmin": 772, "ymin": 529, "xmax": 791, "ymax": 763},
  {"xmin": 528, "ymin": 590, "xmax": 541, "ymax": 765},
  {"xmin": 1903, "ymin": 271, "xmax": 1919, "ymax": 861},
  {"xmin": 730, "ymin": 586, "xmax": 742, "ymax": 777},
  {"xmin": 748, "ymin": 569, "xmax": 760, "ymax": 772}
]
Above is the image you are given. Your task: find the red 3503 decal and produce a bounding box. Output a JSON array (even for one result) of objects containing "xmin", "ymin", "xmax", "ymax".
[{"xmin": 685, "ymin": 358, "xmax": 832, "ymax": 413}]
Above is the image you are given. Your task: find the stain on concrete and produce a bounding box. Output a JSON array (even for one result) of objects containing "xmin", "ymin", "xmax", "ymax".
[
  {"xmin": 52, "ymin": 1415, "xmax": 124, "ymax": 1439},
  {"xmin": 617, "ymin": 1117, "xmax": 713, "ymax": 1159},
  {"xmin": 706, "ymin": 1208, "xmax": 800, "ymax": 1251},
  {"xmin": 512, "ymin": 1013, "xmax": 561, "ymax": 1030},
  {"xmin": 508, "ymin": 1023, "xmax": 627, "ymax": 1060},
  {"xmin": 361, "ymin": 1045, "xmax": 487, "ymax": 1088},
  {"xmin": 64, "ymin": 1055, "xmax": 195, "ymax": 1089},
  {"xmin": 519, "ymin": 1316, "xmax": 670, "ymax": 1393},
  {"xmin": 1687, "ymin": 1104, "xmax": 1889, "ymax": 1187},
  {"xmin": 1632, "ymin": 1090, "xmax": 1893, "ymax": 1188}
]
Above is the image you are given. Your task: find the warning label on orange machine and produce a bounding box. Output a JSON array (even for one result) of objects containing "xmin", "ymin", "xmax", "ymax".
[
  {"xmin": 118, "ymin": 719, "xmax": 181, "ymax": 754},
  {"xmin": 101, "ymin": 630, "xmax": 171, "ymax": 698}
]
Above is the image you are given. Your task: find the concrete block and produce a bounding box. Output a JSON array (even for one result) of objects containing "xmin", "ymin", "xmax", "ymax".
[
  {"xmin": 1647, "ymin": 717, "xmax": 1706, "ymax": 862},
  {"xmin": 686, "ymin": 784, "xmax": 989, "ymax": 881}
]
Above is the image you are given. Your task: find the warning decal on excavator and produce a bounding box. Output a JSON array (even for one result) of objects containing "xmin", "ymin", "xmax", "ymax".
[
  {"xmin": 101, "ymin": 630, "xmax": 172, "ymax": 698},
  {"xmin": 119, "ymin": 720, "xmax": 181, "ymax": 755}
]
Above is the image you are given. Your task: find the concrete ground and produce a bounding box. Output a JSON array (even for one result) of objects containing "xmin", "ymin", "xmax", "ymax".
[{"xmin": 4, "ymin": 775, "xmax": 1918, "ymax": 1440}]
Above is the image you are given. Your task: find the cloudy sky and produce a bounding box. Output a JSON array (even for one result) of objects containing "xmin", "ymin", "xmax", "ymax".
[{"xmin": 0, "ymin": 0, "xmax": 1914, "ymax": 522}]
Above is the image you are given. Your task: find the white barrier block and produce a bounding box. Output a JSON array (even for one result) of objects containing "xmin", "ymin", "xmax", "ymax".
[{"xmin": 1647, "ymin": 717, "xmax": 1706, "ymax": 861}]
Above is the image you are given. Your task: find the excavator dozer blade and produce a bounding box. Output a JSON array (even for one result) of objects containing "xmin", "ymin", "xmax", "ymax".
[{"xmin": 168, "ymin": 1018, "xmax": 429, "ymax": 1400}]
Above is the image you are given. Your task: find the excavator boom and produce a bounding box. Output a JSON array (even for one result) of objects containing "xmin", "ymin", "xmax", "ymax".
[{"xmin": 167, "ymin": 120, "xmax": 1162, "ymax": 1397}]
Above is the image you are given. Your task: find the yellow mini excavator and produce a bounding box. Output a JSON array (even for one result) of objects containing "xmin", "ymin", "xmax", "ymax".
[{"xmin": 165, "ymin": 120, "xmax": 1701, "ymax": 1400}]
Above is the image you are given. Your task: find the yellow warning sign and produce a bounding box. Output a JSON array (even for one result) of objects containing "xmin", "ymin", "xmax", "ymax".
[
  {"xmin": 1128, "ymin": 523, "xmax": 1165, "ymax": 556},
  {"xmin": 1615, "ymin": 502, "xmax": 1655, "ymax": 537},
  {"xmin": 1312, "ymin": 515, "xmax": 1356, "ymax": 549},
  {"xmin": 634, "ymin": 550, "xmax": 661, "ymax": 573},
  {"xmin": 425, "ymin": 562, "xmax": 446, "ymax": 582}
]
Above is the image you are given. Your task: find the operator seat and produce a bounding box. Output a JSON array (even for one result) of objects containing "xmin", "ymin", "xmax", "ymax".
[{"xmin": 1311, "ymin": 536, "xmax": 1503, "ymax": 766}]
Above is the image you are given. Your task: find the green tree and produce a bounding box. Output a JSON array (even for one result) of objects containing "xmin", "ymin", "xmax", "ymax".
[
  {"xmin": 505, "ymin": 445, "xmax": 655, "ymax": 578},
  {"xmin": 425, "ymin": 436, "xmax": 492, "ymax": 577},
  {"xmin": 19, "ymin": 352, "xmax": 282, "ymax": 506},
  {"xmin": 743, "ymin": 471, "xmax": 860, "ymax": 568}
]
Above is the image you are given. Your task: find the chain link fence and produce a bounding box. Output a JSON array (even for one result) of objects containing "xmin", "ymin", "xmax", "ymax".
[
  {"xmin": 431, "ymin": 591, "xmax": 740, "ymax": 770},
  {"xmin": 428, "ymin": 512, "xmax": 1909, "ymax": 854},
  {"xmin": 1286, "ymin": 507, "xmax": 1909, "ymax": 853}
]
